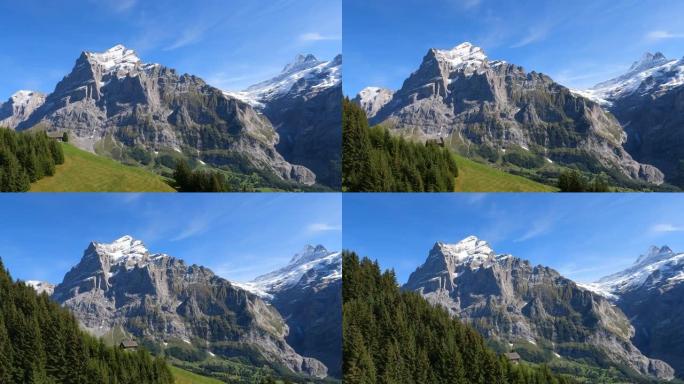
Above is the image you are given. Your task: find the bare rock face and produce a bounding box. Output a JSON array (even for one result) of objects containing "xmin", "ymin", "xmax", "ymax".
[
  {"xmin": 352, "ymin": 87, "xmax": 394, "ymax": 119},
  {"xmin": 51, "ymin": 236, "xmax": 327, "ymax": 378},
  {"xmin": 225, "ymin": 54, "xmax": 341, "ymax": 188},
  {"xmin": 362, "ymin": 42, "xmax": 663, "ymax": 185},
  {"xmin": 403, "ymin": 236, "xmax": 674, "ymax": 381},
  {"xmin": 10, "ymin": 45, "xmax": 314, "ymax": 185},
  {"xmin": 0, "ymin": 91, "xmax": 46, "ymax": 128}
]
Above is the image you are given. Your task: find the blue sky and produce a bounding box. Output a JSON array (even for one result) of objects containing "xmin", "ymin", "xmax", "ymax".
[
  {"xmin": 0, "ymin": 193, "xmax": 341, "ymax": 285},
  {"xmin": 343, "ymin": 0, "xmax": 684, "ymax": 96},
  {"xmin": 343, "ymin": 193, "xmax": 684, "ymax": 284},
  {"xmin": 0, "ymin": 0, "xmax": 341, "ymax": 98}
]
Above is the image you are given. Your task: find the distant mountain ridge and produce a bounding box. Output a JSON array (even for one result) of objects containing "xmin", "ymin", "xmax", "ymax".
[
  {"xmin": 403, "ymin": 236, "xmax": 674, "ymax": 381},
  {"xmin": 225, "ymin": 54, "xmax": 342, "ymax": 188},
  {"xmin": 237, "ymin": 245, "xmax": 342, "ymax": 378},
  {"xmin": 355, "ymin": 42, "xmax": 665, "ymax": 187},
  {"xmin": 0, "ymin": 45, "xmax": 317, "ymax": 186},
  {"xmin": 577, "ymin": 51, "xmax": 684, "ymax": 186},
  {"xmin": 583, "ymin": 245, "xmax": 684, "ymax": 377}
]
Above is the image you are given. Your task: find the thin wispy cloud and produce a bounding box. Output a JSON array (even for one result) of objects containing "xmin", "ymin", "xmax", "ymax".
[
  {"xmin": 645, "ymin": 30, "xmax": 684, "ymax": 42},
  {"xmin": 511, "ymin": 27, "xmax": 549, "ymax": 48},
  {"xmin": 651, "ymin": 223, "xmax": 684, "ymax": 233},
  {"xmin": 112, "ymin": 0, "xmax": 137, "ymax": 12},
  {"xmin": 299, "ymin": 32, "xmax": 340, "ymax": 42},
  {"xmin": 171, "ymin": 214, "xmax": 218, "ymax": 241},
  {"xmin": 306, "ymin": 222, "xmax": 341, "ymax": 233},
  {"xmin": 515, "ymin": 216, "xmax": 555, "ymax": 242}
]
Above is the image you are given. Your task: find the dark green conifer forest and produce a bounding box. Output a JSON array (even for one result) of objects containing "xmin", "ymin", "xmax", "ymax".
[
  {"xmin": 342, "ymin": 99, "xmax": 458, "ymax": 192},
  {"xmin": 0, "ymin": 259, "xmax": 173, "ymax": 384},
  {"xmin": 342, "ymin": 251, "xmax": 574, "ymax": 384},
  {"xmin": 0, "ymin": 129, "xmax": 65, "ymax": 192}
]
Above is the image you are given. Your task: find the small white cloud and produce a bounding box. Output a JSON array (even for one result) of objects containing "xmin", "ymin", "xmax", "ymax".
[
  {"xmin": 515, "ymin": 217, "xmax": 554, "ymax": 242},
  {"xmin": 461, "ymin": 0, "xmax": 482, "ymax": 9},
  {"xmin": 306, "ymin": 222, "xmax": 341, "ymax": 233},
  {"xmin": 646, "ymin": 30, "xmax": 684, "ymax": 41},
  {"xmin": 299, "ymin": 32, "xmax": 340, "ymax": 42},
  {"xmin": 651, "ymin": 223, "xmax": 684, "ymax": 233}
]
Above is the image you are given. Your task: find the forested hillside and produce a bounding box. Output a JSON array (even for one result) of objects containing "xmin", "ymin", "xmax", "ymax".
[
  {"xmin": 342, "ymin": 251, "xmax": 574, "ymax": 384},
  {"xmin": 0, "ymin": 259, "xmax": 173, "ymax": 384},
  {"xmin": 342, "ymin": 99, "xmax": 458, "ymax": 192},
  {"xmin": 0, "ymin": 129, "xmax": 64, "ymax": 191}
]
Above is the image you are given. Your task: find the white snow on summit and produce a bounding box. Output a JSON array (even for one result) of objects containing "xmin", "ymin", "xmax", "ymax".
[
  {"xmin": 85, "ymin": 44, "xmax": 141, "ymax": 73},
  {"xmin": 223, "ymin": 54, "xmax": 341, "ymax": 108},
  {"xmin": 235, "ymin": 245, "xmax": 341, "ymax": 298},
  {"xmin": 355, "ymin": 87, "xmax": 394, "ymax": 118},
  {"xmin": 433, "ymin": 42, "xmax": 488, "ymax": 70},
  {"xmin": 432, "ymin": 235, "xmax": 498, "ymax": 267}
]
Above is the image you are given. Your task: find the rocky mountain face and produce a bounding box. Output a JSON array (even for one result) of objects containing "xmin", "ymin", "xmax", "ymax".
[
  {"xmin": 225, "ymin": 54, "xmax": 342, "ymax": 188},
  {"xmin": 3, "ymin": 45, "xmax": 314, "ymax": 185},
  {"xmin": 358, "ymin": 42, "xmax": 664, "ymax": 185},
  {"xmin": 403, "ymin": 236, "xmax": 674, "ymax": 381},
  {"xmin": 578, "ymin": 52, "xmax": 684, "ymax": 185},
  {"xmin": 236, "ymin": 245, "xmax": 342, "ymax": 378},
  {"xmin": 583, "ymin": 246, "xmax": 684, "ymax": 377},
  {"xmin": 0, "ymin": 91, "xmax": 46, "ymax": 128},
  {"xmin": 352, "ymin": 87, "xmax": 393, "ymax": 119},
  {"xmin": 50, "ymin": 235, "xmax": 327, "ymax": 378}
]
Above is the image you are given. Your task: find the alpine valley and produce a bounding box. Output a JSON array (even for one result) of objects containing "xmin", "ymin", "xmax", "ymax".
[
  {"xmin": 0, "ymin": 45, "xmax": 342, "ymax": 191},
  {"xmin": 402, "ymin": 236, "xmax": 678, "ymax": 383},
  {"xmin": 353, "ymin": 42, "xmax": 684, "ymax": 191},
  {"xmin": 27, "ymin": 236, "xmax": 342, "ymax": 383}
]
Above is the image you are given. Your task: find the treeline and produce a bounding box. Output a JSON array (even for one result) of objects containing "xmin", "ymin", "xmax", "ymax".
[
  {"xmin": 0, "ymin": 259, "xmax": 173, "ymax": 384},
  {"xmin": 343, "ymin": 99, "xmax": 458, "ymax": 192},
  {"xmin": 558, "ymin": 170, "xmax": 609, "ymax": 192},
  {"xmin": 173, "ymin": 159, "xmax": 232, "ymax": 192},
  {"xmin": 0, "ymin": 129, "xmax": 64, "ymax": 191},
  {"xmin": 343, "ymin": 251, "xmax": 574, "ymax": 384}
]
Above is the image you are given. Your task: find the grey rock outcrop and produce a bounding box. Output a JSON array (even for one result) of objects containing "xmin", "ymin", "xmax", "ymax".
[
  {"xmin": 352, "ymin": 87, "xmax": 393, "ymax": 119},
  {"xmin": 0, "ymin": 91, "xmax": 46, "ymax": 128},
  {"xmin": 403, "ymin": 236, "xmax": 674, "ymax": 381},
  {"xmin": 362, "ymin": 42, "xmax": 663, "ymax": 185},
  {"xmin": 51, "ymin": 235, "xmax": 327, "ymax": 378},
  {"xmin": 9, "ymin": 45, "xmax": 314, "ymax": 185}
]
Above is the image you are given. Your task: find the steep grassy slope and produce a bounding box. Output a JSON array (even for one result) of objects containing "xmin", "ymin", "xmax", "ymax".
[
  {"xmin": 30, "ymin": 143, "xmax": 175, "ymax": 192},
  {"xmin": 454, "ymin": 154, "xmax": 557, "ymax": 192},
  {"xmin": 170, "ymin": 366, "xmax": 224, "ymax": 384}
]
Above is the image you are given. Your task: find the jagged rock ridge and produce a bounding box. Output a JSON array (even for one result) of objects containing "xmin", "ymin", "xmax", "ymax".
[
  {"xmin": 2, "ymin": 45, "xmax": 315, "ymax": 185},
  {"xmin": 357, "ymin": 42, "xmax": 664, "ymax": 185},
  {"xmin": 403, "ymin": 236, "xmax": 674, "ymax": 381},
  {"xmin": 50, "ymin": 235, "xmax": 327, "ymax": 378}
]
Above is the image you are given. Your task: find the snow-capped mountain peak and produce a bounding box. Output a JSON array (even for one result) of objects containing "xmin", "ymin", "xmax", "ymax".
[
  {"xmin": 235, "ymin": 245, "xmax": 341, "ymax": 298},
  {"xmin": 629, "ymin": 52, "xmax": 669, "ymax": 72},
  {"xmin": 223, "ymin": 53, "xmax": 341, "ymax": 108},
  {"xmin": 93, "ymin": 235, "xmax": 149, "ymax": 262},
  {"xmin": 432, "ymin": 235, "xmax": 496, "ymax": 265},
  {"xmin": 576, "ymin": 52, "xmax": 684, "ymax": 105},
  {"xmin": 10, "ymin": 90, "xmax": 41, "ymax": 105},
  {"xmin": 353, "ymin": 87, "xmax": 394, "ymax": 119},
  {"xmin": 584, "ymin": 245, "xmax": 684, "ymax": 297},
  {"xmin": 84, "ymin": 44, "xmax": 141, "ymax": 73},
  {"xmin": 283, "ymin": 54, "xmax": 321, "ymax": 73},
  {"xmin": 431, "ymin": 42, "xmax": 488, "ymax": 70}
]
